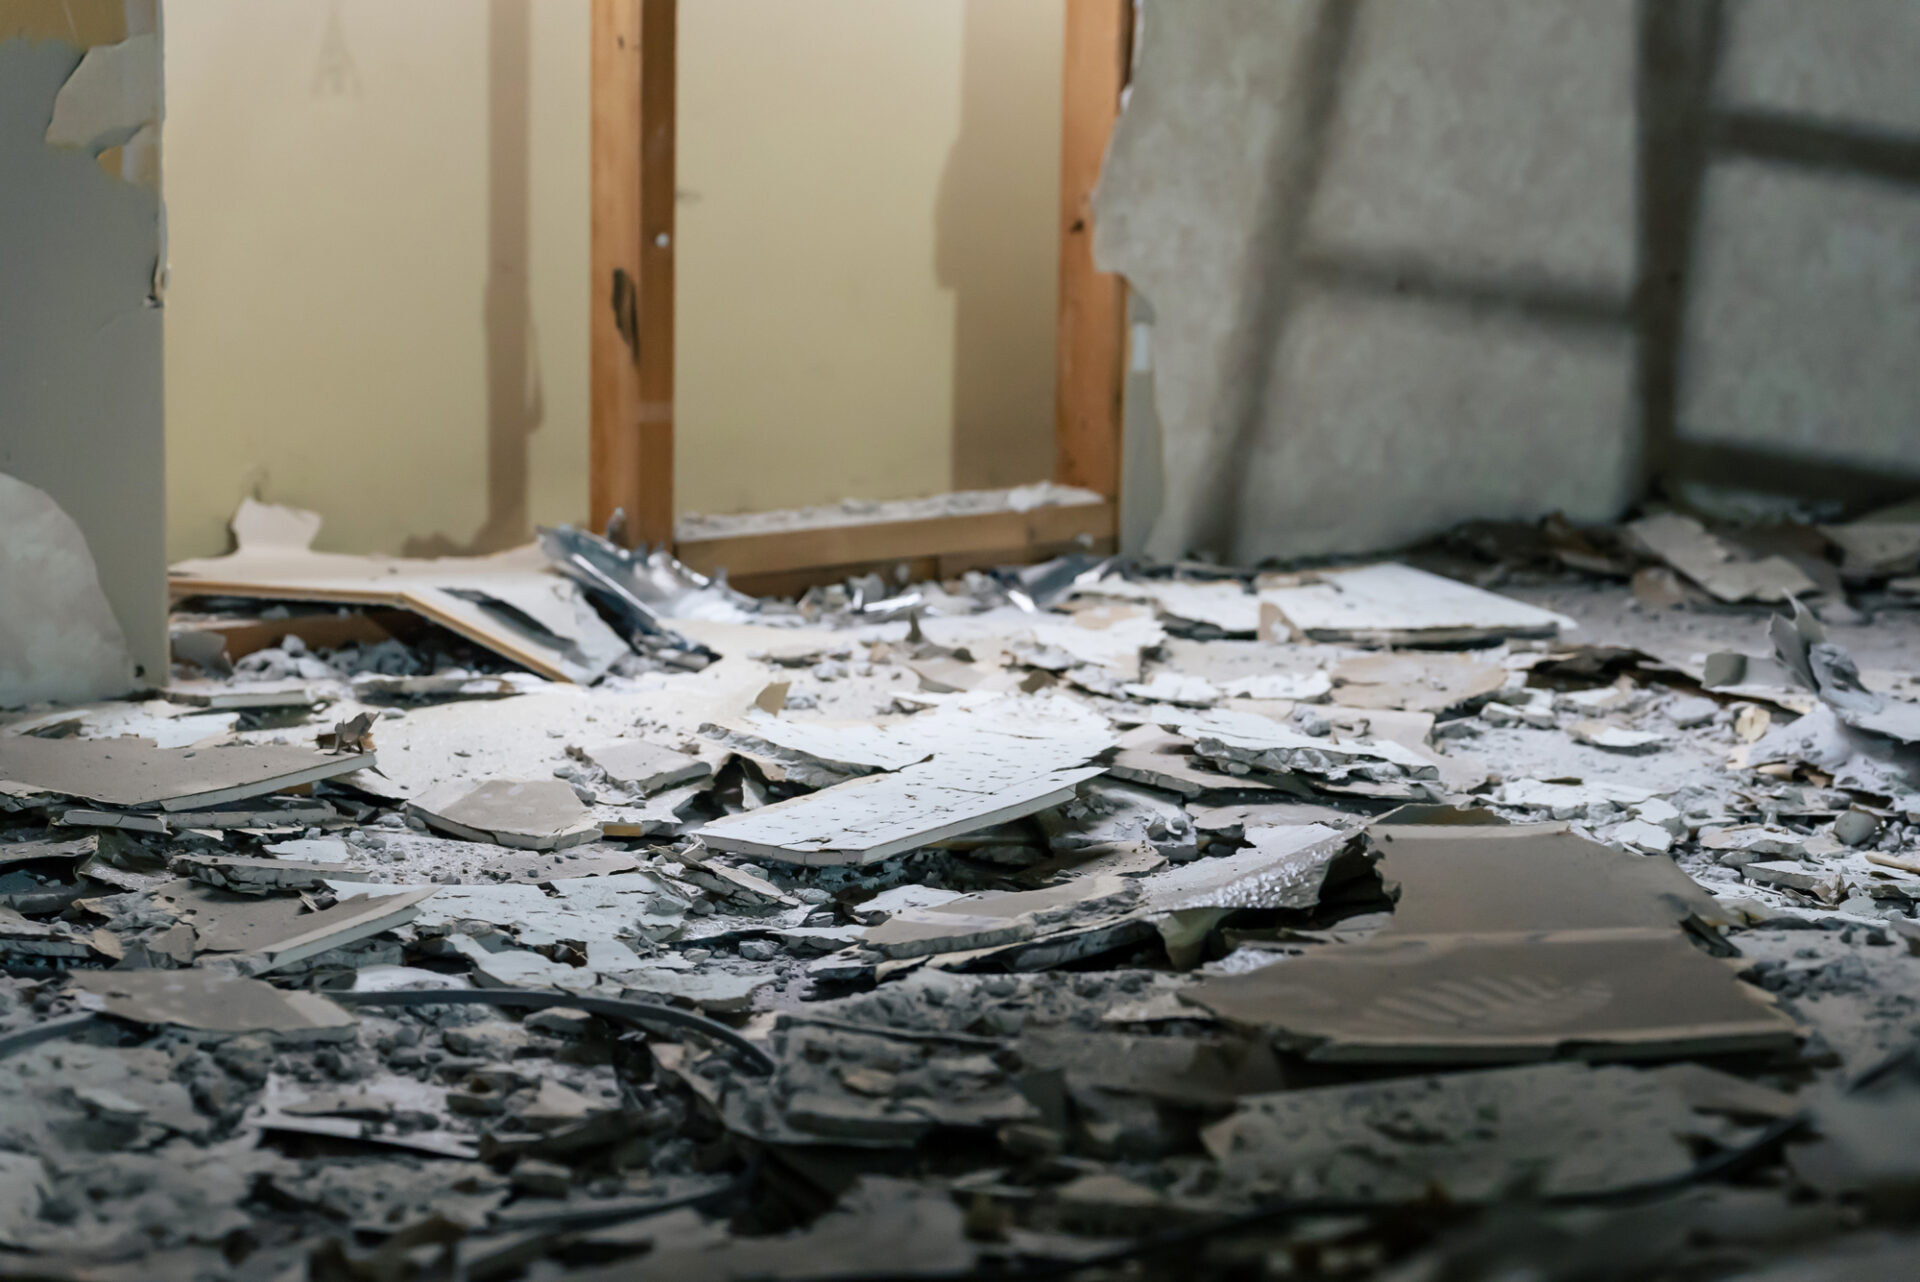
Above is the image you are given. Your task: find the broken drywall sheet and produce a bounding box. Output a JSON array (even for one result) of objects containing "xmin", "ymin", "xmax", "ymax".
[
  {"xmin": 1072, "ymin": 578, "xmax": 1264, "ymax": 636},
  {"xmin": 1107, "ymin": 724, "xmax": 1284, "ymax": 798},
  {"xmin": 0, "ymin": 735, "xmax": 374, "ymax": 811},
  {"xmin": 0, "ymin": 472, "xmax": 135, "ymax": 706},
  {"xmin": 1026, "ymin": 608, "xmax": 1166, "ymax": 681},
  {"xmin": 698, "ymin": 763, "xmax": 1109, "ymax": 867},
  {"xmin": 1182, "ymin": 818, "xmax": 1788, "ymax": 1062},
  {"xmin": 1822, "ymin": 513, "xmax": 1920, "ymax": 579},
  {"xmin": 1330, "ymin": 651, "xmax": 1507, "ymax": 713},
  {"xmin": 863, "ymin": 874, "xmax": 1137, "ymax": 959},
  {"xmin": 1625, "ymin": 514, "xmax": 1820, "ymax": 604},
  {"xmin": 10, "ymin": 531, "xmax": 1920, "ymax": 1266},
  {"xmin": 1095, "ymin": 1, "xmax": 1638, "ymax": 563},
  {"xmin": 1141, "ymin": 822, "xmax": 1357, "ymax": 915},
  {"xmin": 576, "ymin": 740, "xmax": 711, "ymax": 796},
  {"xmin": 68, "ymin": 968, "xmax": 357, "ymax": 1036},
  {"xmin": 45, "ymin": 34, "xmax": 159, "ymax": 154},
  {"xmin": 1, "ymin": 36, "xmax": 167, "ymax": 686},
  {"xmin": 696, "ymin": 694, "xmax": 1116, "ymax": 864},
  {"xmin": 701, "ymin": 712, "xmax": 931, "ymax": 787},
  {"xmin": 1762, "ymin": 605, "xmax": 1920, "ymax": 746},
  {"xmin": 1257, "ymin": 564, "xmax": 1574, "ymax": 645},
  {"xmin": 1189, "ymin": 929, "xmax": 1798, "ymax": 1063},
  {"xmin": 408, "ymin": 779, "xmax": 603, "ymax": 851},
  {"xmin": 241, "ymin": 888, "xmax": 438, "ymax": 974},
  {"xmin": 170, "ymin": 500, "xmax": 629, "ymax": 684},
  {"xmin": 1168, "ymin": 706, "xmax": 1440, "ymax": 794},
  {"xmin": 1369, "ymin": 823, "xmax": 1729, "ymax": 935}
]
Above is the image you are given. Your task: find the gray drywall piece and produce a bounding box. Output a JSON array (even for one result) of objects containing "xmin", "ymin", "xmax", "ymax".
[
  {"xmin": 0, "ymin": 472, "xmax": 135, "ymax": 705},
  {"xmin": 581, "ymin": 739, "xmax": 711, "ymax": 795},
  {"xmin": 68, "ymin": 968, "xmax": 358, "ymax": 1036},
  {"xmin": 0, "ymin": 38, "xmax": 166, "ymax": 685},
  {"xmin": 408, "ymin": 778, "xmax": 603, "ymax": 851},
  {"xmin": 1258, "ymin": 564, "xmax": 1574, "ymax": 644}
]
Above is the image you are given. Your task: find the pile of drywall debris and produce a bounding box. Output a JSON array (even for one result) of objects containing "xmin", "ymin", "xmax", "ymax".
[{"xmin": 0, "ymin": 514, "xmax": 1918, "ymax": 1279}]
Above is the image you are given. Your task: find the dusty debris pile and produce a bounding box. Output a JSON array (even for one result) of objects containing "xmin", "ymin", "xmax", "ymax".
[{"xmin": 2, "ymin": 508, "xmax": 1919, "ymax": 1279}]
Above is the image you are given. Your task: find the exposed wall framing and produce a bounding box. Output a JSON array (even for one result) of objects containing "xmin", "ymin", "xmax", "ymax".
[
  {"xmin": 1054, "ymin": 0, "xmax": 1133, "ymax": 501},
  {"xmin": 588, "ymin": 0, "xmax": 675, "ymax": 550},
  {"xmin": 588, "ymin": 0, "xmax": 1132, "ymax": 587}
]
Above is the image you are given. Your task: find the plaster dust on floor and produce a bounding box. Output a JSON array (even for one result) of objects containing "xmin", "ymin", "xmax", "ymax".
[{"xmin": 1, "ymin": 502, "xmax": 1919, "ymax": 1279}]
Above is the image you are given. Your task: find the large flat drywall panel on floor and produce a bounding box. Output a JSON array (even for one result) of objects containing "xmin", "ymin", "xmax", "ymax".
[
  {"xmin": 163, "ymin": 0, "xmax": 590, "ymax": 562},
  {"xmin": 1097, "ymin": 0, "xmax": 1638, "ymax": 564},
  {"xmin": 0, "ymin": 25, "xmax": 166, "ymax": 691},
  {"xmin": 675, "ymin": 0, "xmax": 1062, "ymax": 520}
]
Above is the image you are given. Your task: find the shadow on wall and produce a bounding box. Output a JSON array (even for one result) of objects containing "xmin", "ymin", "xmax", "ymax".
[
  {"xmin": 1101, "ymin": 0, "xmax": 1920, "ymax": 565},
  {"xmin": 405, "ymin": 0, "xmax": 545, "ymax": 558},
  {"xmin": 934, "ymin": 0, "xmax": 1062, "ymax": 494}
]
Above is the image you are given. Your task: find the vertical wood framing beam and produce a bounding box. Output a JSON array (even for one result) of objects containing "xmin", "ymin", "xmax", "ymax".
[
  {"xmin": 590, "ymin": 0, "xmax": 676, "ymax": 547},
  {"xmin": 1054, "ymin": 0, "xmax": 1133, "ymax": 500}
]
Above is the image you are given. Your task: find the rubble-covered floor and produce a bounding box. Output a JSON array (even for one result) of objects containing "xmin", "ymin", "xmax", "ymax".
[{"xmin": 3, "ymin": 513, "xmax": 1920, "ymax": 1281}]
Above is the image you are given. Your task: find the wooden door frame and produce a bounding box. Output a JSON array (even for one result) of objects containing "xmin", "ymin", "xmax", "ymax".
[{"xmin": 589, "ymin": 0, "xmax": 1133, "ymax": 592}]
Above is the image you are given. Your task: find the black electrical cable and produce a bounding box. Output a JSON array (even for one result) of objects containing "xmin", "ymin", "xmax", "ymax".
[{"xmin": 327, "ymin": 986, "xmax": 775, "ymax": 1075}]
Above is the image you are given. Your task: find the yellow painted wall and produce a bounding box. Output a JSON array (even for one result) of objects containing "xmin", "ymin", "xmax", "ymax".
[
  {"xmin": 164, "ymin": 0, "xmax": 1062, "ymax": 559},
  {"xmin": 164, "ymin": 0, "xmax": 590, "ymax": 561},
  {"xmin": 675, "ymin": 0, "xmax": 1064, "ymax": 519}
]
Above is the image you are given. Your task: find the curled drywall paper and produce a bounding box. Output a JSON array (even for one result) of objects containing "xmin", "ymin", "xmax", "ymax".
[
  {"xmin": 45, "ymin": 33, "xmax": 159, "ymax": 152},
  {"xmin": 0, "ymin": 472, "xmax": 136, "ymax": 707},
  {"xmin": 97, "ymin": 120, "xmax": 159, "ymax": 188}
]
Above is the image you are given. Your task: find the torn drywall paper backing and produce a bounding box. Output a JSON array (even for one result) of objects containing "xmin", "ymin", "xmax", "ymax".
[
  {"xmin": 0, "ymin": 473, "xmax": 135, "ymax": 707},
  {"xmin": 44, "ymin": 34, "xmax": 160, "ymax": 152},
  {"xmin": 169, "ymin": 500, "xmax": 625, "ymax": 682}
]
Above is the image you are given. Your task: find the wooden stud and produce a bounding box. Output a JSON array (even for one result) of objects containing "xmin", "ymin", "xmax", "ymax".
[
  {"xmin": 635, "ymin": 0, "xmax": 677, "ymax": 548},
  {"xmin": 1053, "ymin": 0, "xmax": 1132, "ymax": 500},
  {"xmin": 590, "ymin": 0, "xmax": 676, "ymax": 548}
]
